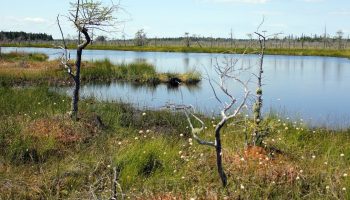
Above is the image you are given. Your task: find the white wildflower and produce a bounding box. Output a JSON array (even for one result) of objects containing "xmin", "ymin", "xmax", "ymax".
[{"xmin": 240, "ymin": 184, "xmax": 245, "ymax": 189}]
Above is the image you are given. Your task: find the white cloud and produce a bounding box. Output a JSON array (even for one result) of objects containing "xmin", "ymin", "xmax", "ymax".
[
  {"xmin": 302, "ymin": 0, "xmax": 324, "ymax": 2},
  {"xmin": 23, "ymin": 17, "xmax": 47, "ymax": 23},
  {"xmin": 199, "ymin": 0, "xmax": 269, "ymax": 4},
  {"xmin": 253, "ymin": 11, "xmax": 283, "ymax": 16},
  {"xmin": 3, "ymin": 16, "xmax": 48, "ymax": 24}
]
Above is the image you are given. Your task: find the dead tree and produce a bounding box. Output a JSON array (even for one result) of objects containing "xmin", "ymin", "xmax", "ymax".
[
  {"xmin": 184, "ymin": 32, "xmax": 190, "ymax": 47},
  {"xmin": 179, "ymin": 58, "xmax": 250, "ymax": 187},
  {"xmin": 251, "ymin": 22, "xmax": 281, "ymax": 146},
  {"xmin": 251, "ymin": 31, "xmax": 266, "ymax": 146},
  {"xmin": 134, "ymin": 29, "xmax": 147, "ymax": 46},
  {"xmin": 57, "ymin": 0, "xmax": 119, "ymax": 120},
  {"xmin": 336, "ymin": 30, "xmax": 344, "ymax": 50}
]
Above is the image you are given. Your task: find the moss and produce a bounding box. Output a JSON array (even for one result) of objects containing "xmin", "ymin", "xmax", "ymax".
[{"xmin": 256, "ymin": 88, "xmax": 263, "ymax": 95}]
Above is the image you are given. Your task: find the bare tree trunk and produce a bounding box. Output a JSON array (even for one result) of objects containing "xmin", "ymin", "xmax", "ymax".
[
  {"xmin": 71, "ymin": 50, "xmax": 82, "ymax": 120},
  {"xmin": 253, "ymin": 32, "xmax": 266, "ymax": 146},
  {"xmin": 71, "ymin": 27, "xmax": 91, "ymax": 120},
  {"xmin": 215, "ymin": 120, "xmax": 227, "ymax": 187},
  {"xmin": 58, "ymin": 0, "xmax": 118, "ymax": 120}
]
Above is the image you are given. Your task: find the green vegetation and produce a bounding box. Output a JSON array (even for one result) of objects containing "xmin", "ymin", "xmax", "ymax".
[
  {"xmin": 0, "ymin": 53, "xmax": 201, "ymax": 86},
  {"xmin": 83, "ymin": 59, "xmax": 201, "ymax": 85},
  {"xmin": 1, "ymin": 46, "xmax": 349, "ymax": 199},
  {"xmin": 0, "ymin": 87, "xmax": 349, "ymax": 199},
  {"xmin": 3, "ymin": 43, "xmax": 350, "ymax": 58},
  {"xmin": 0, "ymin": 31, "xmax": 53, "ymax": 41},
  {"xmin": 0, "ymin": 51, "xmax": 49, "ymax": 62}
]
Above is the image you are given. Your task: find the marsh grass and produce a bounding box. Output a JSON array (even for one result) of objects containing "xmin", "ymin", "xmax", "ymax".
[
  {"xmin": 83, "ymin": 45, "xmax": 350, "ymax": 58},
  {"xmin": 0, "ymin": 53, "xmax": 349, "ymax": 199},
  {"xmin": 0, "ymin": 54, "xmax": 201, "ymax": 86},
  {"xmin": 83, "ymin": 59, "xmax": 201, "ymax": 85},
  {"xmin": 0, "ymin": 87, "xmax": 349, "ymax": 199},
  {"xmin": 3, "ymin": 43, "xmax": 350, "ymax": 58},
  {"xmin": 0, "ymin": 52, "xmax": 49, "ymax": 62}
]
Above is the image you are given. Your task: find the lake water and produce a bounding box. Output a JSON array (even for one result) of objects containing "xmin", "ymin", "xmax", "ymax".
[{"xmin": 3, "ymin": 47, "xmax": 350, "ymax": 128}]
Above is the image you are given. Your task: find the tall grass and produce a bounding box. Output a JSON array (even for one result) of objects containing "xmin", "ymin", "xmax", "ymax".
[
  {"xmin": 0, "ymin": 52, "xmax": 48, "ymax": 62},
  {"xmin": 83, "ymin": 59, "xmax": 201, "ymax": 84},
  {"xmin": 83, "ymin": 59, "xmax": 159, "ymax": 83},
  {"xmin": 0, "ymin": 87, "xmax": 349, "ymax": 199},
  {"xmin": 0, "ymin": 55, "xmax": 201, "ymax": 86}
]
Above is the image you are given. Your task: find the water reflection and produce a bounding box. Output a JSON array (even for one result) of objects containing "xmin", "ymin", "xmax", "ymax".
[{"xmin": 4, "ymin": 47, "xmax": 350, "ymax": 127}]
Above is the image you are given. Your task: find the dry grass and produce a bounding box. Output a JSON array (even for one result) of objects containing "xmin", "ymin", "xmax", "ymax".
[
  {"xmin": 0, "ymin": 57, "xmax": 201, "ymax": 86},
  {"xmin": 225, "ymin": 146, "xmax": 300, "ymax": 184}
]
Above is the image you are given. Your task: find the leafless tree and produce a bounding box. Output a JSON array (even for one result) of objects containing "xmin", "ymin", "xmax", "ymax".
[
  {"xmin": 184, "ymin": 32, "xmax": 190, "ymax": 47},
  {"xmin": 251, "ymin": 21, "xmax": 281, "ymax": 146},
  {"xmin": 251, "ymin": 31, "xmax": 266, "ymax": 146},
  {"xmin": 134, "ymin": 29, "xmax": 147, "ymax": 46},
  {"xmin": 176, "ymin": 57, "xmax": 250, "ymax": 187},
  {"xmin": 57, "ymin": 0, "xmax": 119, "ymax": 120},
  {"xmin": 192, "ymin": 34, "xmax": 203, "ymax": 48},
  {"xmin": 336, "ymin": 30, "xmax": 344, "ymax": 50}
]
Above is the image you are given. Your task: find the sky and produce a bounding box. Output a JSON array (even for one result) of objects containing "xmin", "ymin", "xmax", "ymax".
[{"xmin": 0, "ymin": 0, "xmax": 349, "ymax": 39}]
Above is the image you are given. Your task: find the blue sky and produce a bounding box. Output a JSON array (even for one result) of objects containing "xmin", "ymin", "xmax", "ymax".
[{"xmin": 0, "ymin": 0, "xmax": 349, "ymax": 39}]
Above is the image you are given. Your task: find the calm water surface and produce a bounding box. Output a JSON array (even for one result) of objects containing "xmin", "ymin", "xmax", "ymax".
[{"xmin": 4, "ymin": 47, "xmax": 350, "ymax": 128}]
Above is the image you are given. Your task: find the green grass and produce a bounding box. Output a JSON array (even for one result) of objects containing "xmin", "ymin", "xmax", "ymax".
[
  {"xmin": 0, "ymin": 51, "xmax": 48, "ymax": 62},
  {"xmin": 0, "ymin": 87, "xmax": 349, "ymax": 199},
  {"xmin": 82, "ymin": 59, "xmax": 159, "ymax": 83},
  {"xmin": 83, "ymin": 59, "xmax": 201, "ymax": 85},
  {"xmin": 0, "ymin": 54, "xmax": 201, "ymax": 86},
  {"xmin": 3, "ymin": 43, "xmax": 350, "ymax": 58}
]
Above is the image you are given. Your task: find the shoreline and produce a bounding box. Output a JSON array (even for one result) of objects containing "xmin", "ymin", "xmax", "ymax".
[
  {"xmin": 2, "ymin": 43, "xmax": 350, "ymax": 59},
  {"xmin": 0, "ymin": 53, "xmax": 201, "ymax": 87}
]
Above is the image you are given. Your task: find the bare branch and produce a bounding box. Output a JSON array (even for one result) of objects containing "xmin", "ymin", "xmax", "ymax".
[
  {"xmin": 57, "ymin": 15, "xmax": 75, "ymax": 79},
  {"xmin": 184, "ymin": 110, "xmax": 216, "ymax": 147},
  {"xmin": 256, "ymin": 16, "xmax": 265, "ymax": 33}
]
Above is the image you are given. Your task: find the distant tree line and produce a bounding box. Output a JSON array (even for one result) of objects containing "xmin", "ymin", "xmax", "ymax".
[{"xmin": 0, "ymin": 31, "xmax": 53, "ymax": 41}]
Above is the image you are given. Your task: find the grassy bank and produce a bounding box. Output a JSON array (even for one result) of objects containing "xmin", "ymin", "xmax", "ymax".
[
  {"xmin": 83, "ymin": 59, "xmax": 201, "ymax": 85},
  {"xmin": 0, "ymin": 51, "xmax": 49, "ymax": 62},
  {"xmin": 0, "ymin": 87, "xmax": 349, "ymax": 199},
  {"xmin": 0, "ymin": 52, "xmax": 201, "ymax": 86},
  {"xmin": 2, "ymin": 43, "xmax": 350, "ymax": 58}
]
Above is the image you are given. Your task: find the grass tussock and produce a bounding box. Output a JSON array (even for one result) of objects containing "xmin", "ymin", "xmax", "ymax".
[
  {"xmin": 0, "ymin": 51, "xmax": 49, "ymax": 62},
  {"xmin": 0, "ymin": 53, "xmax": 201, "ymax": 86},
  {"xmin": 0, "ymin": 87, "xmax": 349, "ymax": 199},
  {"xmin": 83, "ymin": 59, "xmax": 201, "ymax": 85}
]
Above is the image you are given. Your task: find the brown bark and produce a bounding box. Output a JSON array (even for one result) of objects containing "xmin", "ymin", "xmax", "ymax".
[
  {"xmin": 215, "ymin": 119, "xmax": 228, "ymax": 187},
  {"xmin": 71, "ymin": 27, "xmax": 91, "ymax": 120}
]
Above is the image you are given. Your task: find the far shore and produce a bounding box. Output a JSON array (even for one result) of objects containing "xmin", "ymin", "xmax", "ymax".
[{"xmin": 2, "ymin": 43, "xmax": 350, "ymax": 59}]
